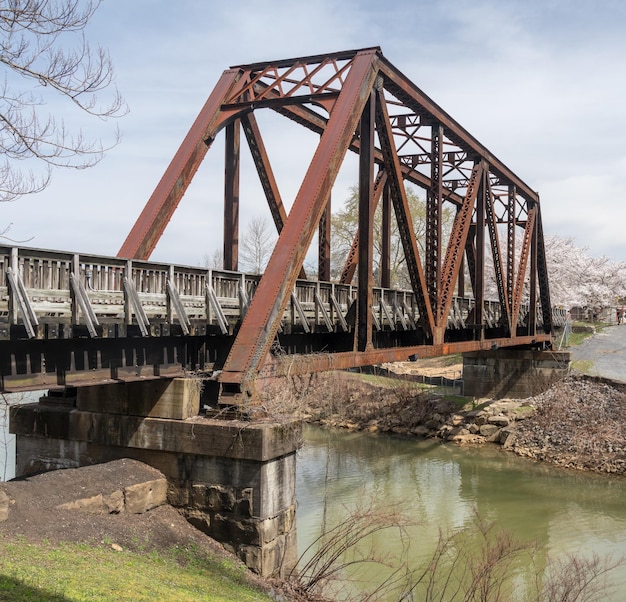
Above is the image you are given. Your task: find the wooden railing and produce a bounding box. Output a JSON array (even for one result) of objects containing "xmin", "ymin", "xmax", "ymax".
[{"xmin": 0, "ymin": 246, "xmax": 564, "ymax": 340}]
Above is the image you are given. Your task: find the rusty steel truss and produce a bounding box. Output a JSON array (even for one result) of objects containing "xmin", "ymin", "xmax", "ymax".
[{"xmin": 119, "ymin": 47, "xmax": 553, "ymax": 402}]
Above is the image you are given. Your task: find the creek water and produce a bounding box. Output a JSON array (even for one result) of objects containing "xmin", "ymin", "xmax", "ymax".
[{"xmin": 296, "ymin": 425, "xmax": 626, "ymax": 600}]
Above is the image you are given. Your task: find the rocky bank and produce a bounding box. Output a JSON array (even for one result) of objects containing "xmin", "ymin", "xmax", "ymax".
[{"xmin": 261, "ymin": 369, "xmax": 626, "ymax": 476}]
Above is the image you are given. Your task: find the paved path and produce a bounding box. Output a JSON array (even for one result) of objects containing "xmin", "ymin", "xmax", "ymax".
[{"xmin": 569, "ymin": 324, "xmax": 626, "ymax": 383}]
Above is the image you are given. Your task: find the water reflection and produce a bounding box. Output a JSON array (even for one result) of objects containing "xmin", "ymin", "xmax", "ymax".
[{"xmin": 296, "ymin": 425, "xmax": 626, "ymax": 597}]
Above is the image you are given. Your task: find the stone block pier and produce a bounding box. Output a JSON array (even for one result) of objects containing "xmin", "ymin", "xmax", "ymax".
[{"xmin": 10, "ymin": 377, "xmax": 301, "ymax": 577}]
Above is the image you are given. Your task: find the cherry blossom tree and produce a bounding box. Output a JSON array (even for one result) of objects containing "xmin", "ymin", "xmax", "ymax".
[
  {"xmin": 483, "ymin": 233, "xmax": 626, "ymax": 310},
  {"xmin": 542, "ymin": 235, "xmax": 626, "ymax": 309}
]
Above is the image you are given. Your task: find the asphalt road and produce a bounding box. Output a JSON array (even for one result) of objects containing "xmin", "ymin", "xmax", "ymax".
[{"xmin": 569, "ymin": 324, "xmax": 626, "ymax": 383}]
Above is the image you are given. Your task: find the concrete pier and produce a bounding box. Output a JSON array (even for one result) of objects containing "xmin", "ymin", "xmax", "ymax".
[
  {"xmin": 9, "ymin": 377, "xmax": 301, "ymax": 577},
  {"xmin": 463, "ymin": 350, "xmax": 571, "ymax": 399}
]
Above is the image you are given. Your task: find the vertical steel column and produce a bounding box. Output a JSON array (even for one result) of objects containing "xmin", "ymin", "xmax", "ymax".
[
  {"xmin": 124, "ymin": 260, "xmax": 133, "ymax": 327},
  {"xmin": 381, "ymin": 180, "xmax": 391, "ymax": 289},
  {"xmin": 507, "ymin": 185, "xmax": 516, "ymax": 321},
  {"xmin": 485, "ymin": 180, "xmax": 510, "ymax": 332},
  {"xmin": 357, "ymin": 92, "xmax": 375, "ymax": 352},
  {"xmin": 426, "ymin": 124, "xmax": 443, "ymax": 309},
  {"xmin": 8, "ymin": 247, "xmax": 18, "ymax": 325},
  {"xmin": 318, "ymin": 195, "xmax": 331, "ymax": 281},
  {"xmin": 529, "ymin": 204, "xmax": 538, "ymax": 336},
  {"xmin": 218, "ymin": 49, "xmax": 380, "ymax": 396},
  {"xmin": 465, "ymin": 229, "xmax": 477, "ymax": 297},
  {"xmin": 456, "ymin": 205, "xmax": 465, "ymax": 298},
  {"xmin": 71, "ymin": 254, "xmax": 80, "ymax": 327},
  {"xmin": 474, "ymin": 167, "xmax": 486, "ymax": 339},
  {"xmin": 224, "ymin": 119, "xmax": 240, "ymax": 271},
  {"xmin": 535, "ymin": 208, "xmax": 553, "ymax": 334}
]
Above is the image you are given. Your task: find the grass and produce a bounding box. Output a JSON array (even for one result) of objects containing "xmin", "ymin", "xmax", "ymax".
[
  {"xmin": 425, "ymin": 353, "xmax": 463, "ymax": 366},
  {"xmin": 0, "ymin": 539, "xmax": 273, "ymax": 602},
  {"xmin": 571, "ymin": 359, "xmax": 595, "ymax": 375},
  {"xmin": 559, "ymin": 321, "xmax": 613, "ymax": 371},
  {"xmin": 560, "ymin": 321, "xmax": 612, "ymax": 348},
  {"xmin": 448, "ymin": 394, "xmax": 475, "ymax": 410}
]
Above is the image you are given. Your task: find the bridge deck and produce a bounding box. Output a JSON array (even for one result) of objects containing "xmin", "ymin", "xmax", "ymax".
[{"xmin": 0, "ymin": 246, "xmax": 559, "ymax": 393}]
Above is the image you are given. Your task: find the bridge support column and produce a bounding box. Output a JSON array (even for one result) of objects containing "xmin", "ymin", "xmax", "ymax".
[
  {"xmin": 463, "ymin": 349, "xmax": 570, "ymax": 399},
  {"xmin": 9, "ymin": 378, "xmax": 301, "ymax": 577}
]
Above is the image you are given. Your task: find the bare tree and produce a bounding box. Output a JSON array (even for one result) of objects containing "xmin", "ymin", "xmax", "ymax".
[
  {"xmin": 286, "ymin": 501, "xmax": 622, "ymax": 601},
  {"xmin": 239, "ymin": 216, "xmax": 276, "ymax": 274},
  {"xmin": 0, "ymin": 0, "xmax": 126, "ymax": 203},
  {"xmin": 202, "ymin": 248, "xmax": 224, "ymax": 270}
]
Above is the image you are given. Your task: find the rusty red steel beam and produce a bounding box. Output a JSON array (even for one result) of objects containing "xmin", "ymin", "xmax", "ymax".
[
  {"xmin": 511, "ymin": 206, "xmax": 537, "ymax": 329},
  {"xmin": 223, "ymin": 119, "xmax": 240, "ymax": 271},
  {"xmin": 535, "ymin": 208, "xmax": 553, "ymax": 329},
  {"xmin": 231, "ymin": 47, "xmax": 377, "ymax": 72},
  {"xmin": 257, "ymin": 335, "xmax": 552, "ymax": 380},
  {"xmin": 241, "ymin": 113, "xmax": 286, "ymax": 232},
  {"xmin": 473, "ymin": 167, "xmax": 487, "ymax": 335},
  {"xmin": 376, "ymin": 57, "xmax": 540, "ymax": 204},
  {"xmin": 357, "ymin": 90, "xmax": 376, "ymax": 352},
  {"xmin": 426, "ymin": 124, "xmax": 443, "ymax": 307},
  {"xmin": 380, "ymin": 180, "xmax": 391, "ymax": 288},
  {"xmin": 219, "ymin": 49, "xmax": 382, "ymax": 397},
  {"xmin": 485, "ymin": 176, "xmax": 511, "ymax": 334},
  {"xmin": 117, "ymin": 69, "xmax": 246, "ymax": 260},
  {"xmin": 528, "ymin": 207, "xmax": 539, "ymax": 335},
  {"xmin": 507, "ymin": 185, "xmax": 517, "ymax": 315},
  {"xmin": 375, "ymin": 87, "xmax": 435, "ymax": 339},
  {"xmin": 435, "ymin": 162, "xmax": 482, "ymax": 336}
]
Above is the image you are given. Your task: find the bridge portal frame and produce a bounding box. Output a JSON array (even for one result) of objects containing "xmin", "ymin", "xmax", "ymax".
[{"xmin": 118, "ymin": 47, "xmax": 552, "ymax": 402}]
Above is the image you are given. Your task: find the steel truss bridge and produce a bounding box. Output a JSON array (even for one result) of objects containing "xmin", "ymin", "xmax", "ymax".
[{"xmin": 2, "ymin": 48, "xmax": 557, "ymax": 402}]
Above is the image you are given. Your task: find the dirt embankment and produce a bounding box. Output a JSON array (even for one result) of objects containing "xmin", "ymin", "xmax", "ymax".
[
  {"xmin": 511, "ymin": 376, "xmax": 626, "ymax": 473},
  {"xmin": 260, "ymin": 366, "xmax": 626, "ymax": 476}
]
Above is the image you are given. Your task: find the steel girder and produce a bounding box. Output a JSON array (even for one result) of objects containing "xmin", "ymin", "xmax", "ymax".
[{"xmin": 118, "ymin": 47, "xmax": 553, "ymax": 402}]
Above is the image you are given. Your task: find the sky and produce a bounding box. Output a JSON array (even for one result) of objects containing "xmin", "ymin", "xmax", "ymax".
[{"xmin": 3, "ymin": 0, "xmax": 626, "ymax": 266}]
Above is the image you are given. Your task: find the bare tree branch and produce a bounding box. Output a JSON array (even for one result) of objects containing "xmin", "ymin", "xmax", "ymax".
[{"xmin": 0, "ymin": 0, "xmax": 126, "ymax": 203}]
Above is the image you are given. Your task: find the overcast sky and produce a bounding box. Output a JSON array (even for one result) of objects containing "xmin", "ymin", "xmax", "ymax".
[{"xmin": 4, "ymin": 0, "xmax": 626, "ymax": 266}]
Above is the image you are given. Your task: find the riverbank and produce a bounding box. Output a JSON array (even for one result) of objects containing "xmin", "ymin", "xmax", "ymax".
[
  {"xmin": 260, "ymin": 367, "xmax": 626, "ymax": 476},
  {"xmin": 3, "ymin": 368, "xmax": 624, "ymax": 602}
]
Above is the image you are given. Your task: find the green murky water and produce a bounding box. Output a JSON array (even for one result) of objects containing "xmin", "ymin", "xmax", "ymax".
[{"xmin": 296, "ymin": 425, "xmax": 626, "ymax": 600}]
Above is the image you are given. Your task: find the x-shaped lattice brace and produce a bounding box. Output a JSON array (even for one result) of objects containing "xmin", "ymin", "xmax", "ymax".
[{"xmin": 118, "ymin": 47, "xmax": 552, "ymax": 402}]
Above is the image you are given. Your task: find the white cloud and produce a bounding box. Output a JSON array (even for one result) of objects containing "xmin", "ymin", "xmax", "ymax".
[{"xmin": 4, "ymin": 0, "xmax": 626, "ymax": 265}]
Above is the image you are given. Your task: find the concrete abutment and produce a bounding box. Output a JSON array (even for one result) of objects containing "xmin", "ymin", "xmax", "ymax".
[
  {"xmin": 9, "ymin": 377, "xmax": 301, "ymax": 577},
  {"xmin": 463, "ymin": 349, "xmax": 571, "ymax": 398}
]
